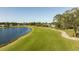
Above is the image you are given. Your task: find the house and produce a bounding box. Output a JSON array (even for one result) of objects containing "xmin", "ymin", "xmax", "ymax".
[
  {"xmin": 50, "ymin": 24, "xmax": 55, "ymax": 28},
  {"xmin": 0, "ymin": 25, "xmax": 6, "ymax": 28}
]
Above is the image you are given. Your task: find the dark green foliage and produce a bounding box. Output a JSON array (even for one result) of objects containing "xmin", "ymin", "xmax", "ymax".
[{"xmin": 53, "ymin": 8, "xmax": 79, "ymax": 36}]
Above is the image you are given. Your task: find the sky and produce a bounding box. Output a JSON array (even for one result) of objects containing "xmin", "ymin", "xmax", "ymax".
[{"xmin": 0, "ymin": 7, "xmax": 72, "ymax": 23}]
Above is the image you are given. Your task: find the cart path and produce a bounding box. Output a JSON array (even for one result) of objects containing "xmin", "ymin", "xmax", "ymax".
[{"xmin": 52, "ymin": 29, "xmax": 79, "ymax": 40}]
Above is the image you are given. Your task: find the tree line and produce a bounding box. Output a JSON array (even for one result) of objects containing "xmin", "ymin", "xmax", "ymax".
[
  {"xmin": 0, "ymin": 22, "xmax": 51, "ymax": 27},
  {"xmin": 26, "ymin": 22, "xmax": 51, "ymax": 27},
  {"xmin": 53, "ymin": 8, "xmax": 79, "ymax": 37}
]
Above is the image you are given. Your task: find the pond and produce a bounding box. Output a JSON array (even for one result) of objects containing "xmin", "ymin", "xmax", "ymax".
[{"xmin": 0, "ymin": 28, "xmax": 31, "ymax": 46}]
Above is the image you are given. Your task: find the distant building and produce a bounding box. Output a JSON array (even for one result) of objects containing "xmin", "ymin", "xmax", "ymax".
[
  {"xmin": 0, "ymin": 25, "xmax": 6, "ymax": 28},
  {"xmin": 51, "ymin": 24, "xmax": 55, "ymax": 28},
  {"xmin": 46, "ymin": 23, "xmax": 55, "ymax": 28}
]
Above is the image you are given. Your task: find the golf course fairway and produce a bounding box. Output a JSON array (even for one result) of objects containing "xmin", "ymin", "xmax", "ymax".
[{"xmin": 0, "ymin": 26, "xmax": 79, "ymax": 51}]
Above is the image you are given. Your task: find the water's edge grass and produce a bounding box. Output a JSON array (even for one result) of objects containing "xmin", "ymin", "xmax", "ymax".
[
  {"xmin": 0, "ymin": 26, "xmax": 79, "ymax": 51},
  {"xmin": 0, "ymin": 27, "xmax": 32, "ymax": 48}
]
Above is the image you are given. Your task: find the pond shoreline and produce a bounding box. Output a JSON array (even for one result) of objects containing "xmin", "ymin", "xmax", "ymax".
[{"xmin": 0, "ymin": 27, "xmax": 32, "ymax": 48}]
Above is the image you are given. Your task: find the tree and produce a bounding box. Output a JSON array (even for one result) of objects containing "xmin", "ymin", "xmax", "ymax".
[{"xmin": 53, "ymin": 7, "xmax": 79, "ymax": 37}]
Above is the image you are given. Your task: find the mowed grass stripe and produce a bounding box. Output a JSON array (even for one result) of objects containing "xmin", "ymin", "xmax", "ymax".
[{"xmin": 0, "ymin": 27, "xmax": 78, "ymax": 51}]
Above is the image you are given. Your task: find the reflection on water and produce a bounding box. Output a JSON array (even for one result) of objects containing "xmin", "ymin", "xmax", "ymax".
[{"xmin": 0, "ymin": 28, "xmax": 31, "ymax": 46}]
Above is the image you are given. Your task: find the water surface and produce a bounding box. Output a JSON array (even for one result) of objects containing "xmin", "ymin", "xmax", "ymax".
[{"xmin": 0, "ymin": 28, "xmax": 31, "ymax": 46}]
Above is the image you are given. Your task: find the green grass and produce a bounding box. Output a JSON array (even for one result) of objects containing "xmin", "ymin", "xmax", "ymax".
[
  {"xmin": 0, "ymin": 26, "xmax": 79, "ymax": 51},
  {"xmin": 65, "ymin": 29, "xmax": 75, "ymax": 37}
]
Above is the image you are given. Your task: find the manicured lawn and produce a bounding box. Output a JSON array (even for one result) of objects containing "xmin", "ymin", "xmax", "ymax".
[{"xmin": 0, "ymin": 26, "xmax": 79, "ymax": 51}]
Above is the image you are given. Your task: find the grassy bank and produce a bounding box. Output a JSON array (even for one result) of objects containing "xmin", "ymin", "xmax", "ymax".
[
  {"xmin": 65, "ymin": 29, "xmax": 75, "ymax": 37},
  {"xmin": 0, "ymin": 26, "xmax": 79, "ymax": 51}
]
